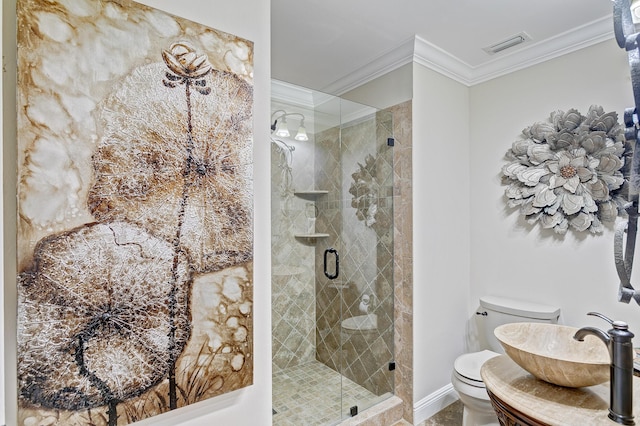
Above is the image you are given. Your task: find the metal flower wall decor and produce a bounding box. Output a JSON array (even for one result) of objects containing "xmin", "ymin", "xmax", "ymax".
[
  {"xmin": 350, "ymin": 154, "xmax": 380, "ymax": 228},
  {"xmin": 349, "ymin": 153, "xmax": 392, "ymax": 234},
  {"xmin": 502, "ymin": 105, "xmax": 628, "ymax": 234}
]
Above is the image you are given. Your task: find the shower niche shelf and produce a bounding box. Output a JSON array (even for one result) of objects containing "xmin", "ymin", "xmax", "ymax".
[
  {"xmin": 294, "ymin": 233, "xmax": 329, "ymax": 244},
  {"xmin": 294, "ymin": 233, "xmax": 329, "ymax": 238},
  {"xmin": 294, "ymin": 190, "xmax": 328, "ymax": 200}
]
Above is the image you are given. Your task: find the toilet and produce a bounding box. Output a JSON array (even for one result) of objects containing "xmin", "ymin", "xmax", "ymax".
[{"xmin": 451, "ymin": 295, "xmax": 560, "ymax": 426}]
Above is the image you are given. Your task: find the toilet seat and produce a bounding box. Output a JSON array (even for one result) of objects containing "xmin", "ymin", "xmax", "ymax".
[{"xmin": 453, "ymin": 350, "xmax": 500, "ymax": 388}]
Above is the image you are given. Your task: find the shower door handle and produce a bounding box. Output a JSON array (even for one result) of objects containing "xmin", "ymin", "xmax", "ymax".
[{"xmin": 324, "ymin": 248, "xmax": 339, "ymax": 280}]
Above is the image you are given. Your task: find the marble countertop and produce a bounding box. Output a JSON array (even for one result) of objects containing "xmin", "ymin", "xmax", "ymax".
[{"xmin": 481, "ymin": 355, "xmax": 640, "ymax": 425}]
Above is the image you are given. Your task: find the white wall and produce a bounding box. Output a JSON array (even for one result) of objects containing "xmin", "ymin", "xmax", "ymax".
[
  {"xmin": 412, "ymin": 62, "xmax": 470, "ymax": 405},
  {"xmin": 469, "ymin": 38, "xmax": 640, "ymax": 338},
  {"xmin": 2, "ymin": 1, "xmax": 271, "ymax": 425}
]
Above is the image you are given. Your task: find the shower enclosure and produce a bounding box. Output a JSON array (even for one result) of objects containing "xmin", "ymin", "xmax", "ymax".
[{"xmin": 271, "ymin": 80, "xmax": 395, "ymax": 425}]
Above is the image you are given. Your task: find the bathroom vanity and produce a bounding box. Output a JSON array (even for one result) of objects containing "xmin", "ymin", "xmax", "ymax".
[{"xmin": 482, "ymin": 355, "xmax": 640, "ymax": 425}]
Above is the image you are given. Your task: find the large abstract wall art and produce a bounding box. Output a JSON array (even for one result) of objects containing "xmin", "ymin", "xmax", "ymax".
[{"xmin": 16, "ymin": 1, "xmax": 254, "ymax": 425}]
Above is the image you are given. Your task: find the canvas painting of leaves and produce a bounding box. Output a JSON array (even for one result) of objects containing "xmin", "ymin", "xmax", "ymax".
[{"xmin": 16, "ymin": 1, "xmax": 254, "ymax": 425}]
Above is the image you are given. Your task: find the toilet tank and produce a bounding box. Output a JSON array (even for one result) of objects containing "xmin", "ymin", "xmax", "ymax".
[{"xmin": 478, "ymin": 295, "xmax": 560, "ymax": 353}]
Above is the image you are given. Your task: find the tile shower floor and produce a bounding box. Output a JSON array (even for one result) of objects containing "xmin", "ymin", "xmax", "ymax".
[{"xmin": 272, "ymin": 360, "xmax": 389, "ymax": 426}]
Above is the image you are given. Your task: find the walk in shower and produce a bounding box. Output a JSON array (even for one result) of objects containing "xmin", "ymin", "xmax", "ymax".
[{"xmin": 271, "ymin": 80, "xmax": 395, "ymax": 425}]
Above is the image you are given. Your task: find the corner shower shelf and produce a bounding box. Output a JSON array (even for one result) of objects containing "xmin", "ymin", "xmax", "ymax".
[
  {"xmin": 294, "ymin": 233, "xmax": 329, "ymax": 239},
  {"xmin": 294, "ymin": 190, "xmax": 328, "ymax": 200},
  {"xmin": 294, "ymin": 233, "xmax": 329, "ymax": 244}
]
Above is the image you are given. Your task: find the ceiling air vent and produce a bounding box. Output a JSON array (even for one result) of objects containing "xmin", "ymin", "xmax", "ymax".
[{"xmin": 483, "ymin": 32, "xmax": 531, "ymax": 55}]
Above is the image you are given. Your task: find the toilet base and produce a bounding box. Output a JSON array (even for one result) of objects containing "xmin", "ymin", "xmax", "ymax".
[
  {"xmin": 462, "ymin": 405, "xmax": 500, "ymax": 426},
  {"xmin": 452, "ymin": 371, "xmax": 499, "ymax": 426}
]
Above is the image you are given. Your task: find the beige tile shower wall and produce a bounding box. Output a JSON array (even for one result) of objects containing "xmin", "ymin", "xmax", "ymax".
[
  {"xmin": 271, "ymin": 140, "xmax": 317, "ymax": 371},
  {"xmin": 390, "ymin": 101, "xmax": 413, "ymax": 424}
]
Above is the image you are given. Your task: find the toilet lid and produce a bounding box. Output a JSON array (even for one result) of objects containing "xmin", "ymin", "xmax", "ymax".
[{"xmin": 454, "ymin": 350, "xmax": 500, "ymax": 382}]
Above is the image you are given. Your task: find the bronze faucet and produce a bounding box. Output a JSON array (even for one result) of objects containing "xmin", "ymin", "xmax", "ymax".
[{"xmin": 574, "ymin": 312, "xmax": 635, "ymax": 425}]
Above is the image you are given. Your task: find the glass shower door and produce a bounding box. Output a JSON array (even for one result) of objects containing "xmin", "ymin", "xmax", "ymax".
[
  {"xmin": 271, "ymin": 80, "xmax": 394, "ymax": 425},
  {"xmin": 314, "ymin": 99, "xmax": 395, "ymax": 421}
]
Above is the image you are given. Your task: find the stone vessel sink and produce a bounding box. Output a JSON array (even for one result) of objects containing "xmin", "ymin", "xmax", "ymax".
[{"xmin": 494, "ymin": 323, "xmax": 610, "ymax": 388}]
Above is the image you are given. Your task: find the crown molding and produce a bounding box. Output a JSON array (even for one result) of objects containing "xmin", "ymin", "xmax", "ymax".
[
  {"xmin": 321, "ymin": 37, "xmax": 416, "ymax": 95},
  {"xmin": 271, "ymin": 79, "xmax": 317, "ymax": 107},
  {"xmin": 456, "ymin": 14, "xmax": 615, "ymax": 86},
  {"xmin": 323, "ymin": 14, "xmax": 615, "ymax": 94}
]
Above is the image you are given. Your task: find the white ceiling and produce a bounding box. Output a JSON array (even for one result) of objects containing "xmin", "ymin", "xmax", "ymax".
[{"xmin": 271, "ymin": 0, "xmax": 617, "ymax": 94}]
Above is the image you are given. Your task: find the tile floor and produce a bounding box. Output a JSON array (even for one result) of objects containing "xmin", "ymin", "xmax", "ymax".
[
  {"xmin": 415, "ymin": 400, "xmax": 463, "ymax": 425},
  {"xmin": 272, "ymin": 360, "xmax": 462, "ymax": 426},
  {"xmin": 273, "ymin": 360, "xmax": 391, "ymax": 426}
]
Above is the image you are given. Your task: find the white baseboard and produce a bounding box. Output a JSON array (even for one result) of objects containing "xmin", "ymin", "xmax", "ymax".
[{"xmin": 413, "ymin": 383, "xmax": 459, "ymax": 425}]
